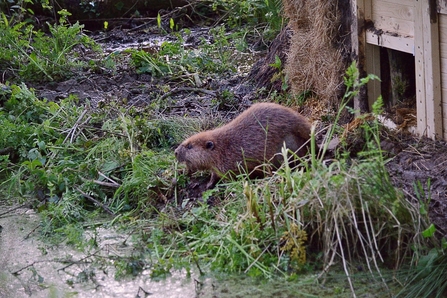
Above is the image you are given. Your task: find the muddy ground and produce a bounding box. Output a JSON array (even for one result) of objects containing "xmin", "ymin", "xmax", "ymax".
[{"xmin": 27, "ymin": 27, "xmax": 447, "ymax": 240}]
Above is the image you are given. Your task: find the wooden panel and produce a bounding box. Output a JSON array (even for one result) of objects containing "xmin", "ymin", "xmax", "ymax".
[
  {"xmin": 443, "ymin": 100, "xmax": 447, "ymax": 139},
  {"xmin": 439, "ymin": 43, "xmax": 447, "ymax": 61},
  {"xmin": 414, "ymin": 0, "xmax": 443, "ymax": 139},
  {"xmin": 366, "ymin": 30, "xmax": 414, "ymax": 53},
  {"xmin": 372, "ymin": 0, "xmax": 413, "ymax": 4},
  {"xmin": 424, "ymin": 7, "xmax": 443, "ymax": 140},
  {"xmin": 440, "ymin": 14, "xmax": 447, "ymax": 139},
  {"xmin": 372, "ymin": 17, "xmax": 415, "ymax": 36},
  {"xmin": 439, "ymin": 0, "xmax": 447, "ymax": 15},
  {"xmin": 440, "ymin": 15, "xmax": 447, "ymax": 72},
  {"xmin": 352, "ymin": 0, "xmax": 371, "ymax": 113},
  {"xmin": 365, "ymin": 43, "xmax": 381, "ymax": 106},
  {"xmin": 440, "ymin": 57, "xmax": 447, "ymax": 75},
  {"xmin": 414, "ymin": 0, "xmax": 426, "ymax": 136},
  {"xmin": 371, "ymin": 0, "xmax": 414, "ymax": 36},
  {"xmin": 438, "ymin": 13, "xmax": 447, "ymax": 42},
  {"xmin": 441, "ymin": 90, "xmax": 447, "ymax": 139}
]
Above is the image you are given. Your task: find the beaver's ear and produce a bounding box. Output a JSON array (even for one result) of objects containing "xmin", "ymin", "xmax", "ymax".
[{"xmin": 205, "ymin": 141, "xmax": 214, "ymax": 150}]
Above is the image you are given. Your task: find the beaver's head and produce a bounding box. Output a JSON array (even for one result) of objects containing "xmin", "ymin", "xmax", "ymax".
[{"xmin": 174, "ymin": 131, "xmax": 217, "ymax": 173}]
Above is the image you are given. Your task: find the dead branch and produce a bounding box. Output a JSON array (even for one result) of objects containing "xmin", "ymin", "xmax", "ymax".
[
  {"xmin": 63, "ymin": 109, "xmax": 88, "ymax": 144},
  {"xmin": 92, "ymin": 180, "xmax": 121, "ymax": 188},
  {"xmin": 75, "ymin": 186, "xmax": 115, "ymax": 216},
  {"xmin": 57, "ymin": 249, "xmax": 101, "ymax": 271},
  {"xmin": 0, "ymin": 204, "xmax": 29, "ymax": 218},
  {"xmin": 98, "ymin": 171, "xmax": 121, "ymax": 187},
  {"xmin": 158, "ymin": 87, "xmax": 217, "ymax": 102}
]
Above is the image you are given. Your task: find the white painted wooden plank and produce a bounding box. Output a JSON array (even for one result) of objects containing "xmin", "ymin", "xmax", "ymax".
[
  {"xmin": 372, "ymin": 0, "xmax": 414, "ymax": 21},
  {"xmin": 438, "ymin": 44, "xmax": 447, "ymax": 61},
  {"xmin": 372, "ymin": 17, "xmax": 414, "ymax": 36},
  {"xmin": 439, "ymin": 0, "xmax": 447, "ymax": 15},
  {"xmin": 439, "ymin": 57, "xmax": 447, "ymax": 74},
  {"xmin": 372, "ymin": 0, "xmax": 413, "ymax": 5},
  {"xmin": 422, "ymin": 2, "xmax": 443, "ymax": 139},
  {"xmin": 441, "ymin": 94, "xmax": 447, "ymax": 136},
  {"xmin": 414, "ymin": 0, "xmax": 443, "ymax": 139},
  {"xmin": 439, "ymin": 12, "xmax": 447, "ymax": 136},
  {"xmin": 366, "ymin": 30, "xmax": 414, "ymax": 54},
  {"xmin": 414, "ymin": 0, "xmax": 427, "ymax": 137}
]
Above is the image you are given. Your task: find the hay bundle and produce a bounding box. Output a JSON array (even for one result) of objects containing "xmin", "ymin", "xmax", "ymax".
[{"xmin": 283, "ymin": 0, "xmax": 347, "ymax": 108}]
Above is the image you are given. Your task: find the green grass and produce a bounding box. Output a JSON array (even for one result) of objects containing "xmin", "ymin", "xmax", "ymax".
[{"xmin": 0, "ymin": 10, "xmax": 100, "ymax": 81}]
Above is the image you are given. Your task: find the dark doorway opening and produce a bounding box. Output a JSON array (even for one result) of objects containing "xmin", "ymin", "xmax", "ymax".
[{"xmin": 380, "ymin": 48, "xmax": 416, "ymax": 110}]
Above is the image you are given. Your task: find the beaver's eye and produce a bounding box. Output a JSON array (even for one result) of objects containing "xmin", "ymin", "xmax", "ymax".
[
  {"xmin": 206, "ymin": 141, "xmax": 214, "ymax": 150},
  {"xmin": 186, "ymin": 144, "xmax": 192, "ymax": 149}
]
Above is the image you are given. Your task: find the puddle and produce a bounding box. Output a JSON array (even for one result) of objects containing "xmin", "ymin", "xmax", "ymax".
[
  {"xmin": 99, "ymin": 27, "xmax": 213, "ymax": 54},
  {"xmin": 0, "ymin": 204, "xmax": 397, "ymax": 297},
  {"xmin": 0, "ymin": 205, "xmax": 200, "ymax": 297}
]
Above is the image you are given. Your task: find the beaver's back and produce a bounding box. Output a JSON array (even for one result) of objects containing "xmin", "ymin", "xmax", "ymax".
[{"xmin": 214, "ymin": 103, "xmax": 311, "ymax": 166}]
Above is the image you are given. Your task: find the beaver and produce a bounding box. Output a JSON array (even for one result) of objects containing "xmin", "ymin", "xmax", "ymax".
[{"xmin": 174, "ymin": 102, "xmax": 313, "ymax": 188}]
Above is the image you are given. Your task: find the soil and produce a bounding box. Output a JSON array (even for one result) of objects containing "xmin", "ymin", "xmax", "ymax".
[
  {"xmin": 385, "ymin": 134, "xmax": 447, "ymax": 238},
  {"xmin": 30, "ymin": 27, "xmax": 260, "ymax": 117},
  {"xmin": 25, "ymin": 26, "xmax": 447, "ymax": 241}
]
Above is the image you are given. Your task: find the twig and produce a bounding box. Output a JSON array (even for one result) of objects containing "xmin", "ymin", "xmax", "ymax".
[
  {"xmin": 126, "ymin": 18, "xmax": 157, "ymax": 32},
  {"xmin": 98, "ymin": 171, "xmax": 121, "ymax": 186},
  {"xmin": 63, "ymin": 109, "xmax": 88, "ymax": 144},
  {"xmin": 75, "ymin": 186, "xmax": 115, "ymax": 216},
  {"xmin": 11, "ymin": 260, "xmax": 59, "ymax": 275},
  {"xmin": 57, "ymin": 249, "xmax": 101, "ymax": 271},
  {"xmin": 0, "ymin": 204, "xmax": 28, "ymax": 218},
  {"xmin": 80, "ymin": 176, "xmax": 120, "ymax": 188},
  {"xmin": 71, "ymin": 116, "xmax": 92, "ymax": 142},
  {"xmin": 23, "ymin": 225, "xmax": 40, "ymax": 240},
  {"xmin": 136, "ymin": 286, "xmax": 152, "ymax": 297},
  {"xmin": 244, "ymin": 244, "xmax": 271, "ymax": 274},
  {"xmin": 159, "ymin": 87, "xmax": 216, "ymax": 102},
  {"xmin": 92, "ymin": 180, "xmax": 121, "ymax": 188}
]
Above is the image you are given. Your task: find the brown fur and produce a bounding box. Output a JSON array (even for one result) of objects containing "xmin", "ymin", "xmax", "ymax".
[{"xmin": 174, "ymin": 103, "xmax": 313, "ymax": 188}]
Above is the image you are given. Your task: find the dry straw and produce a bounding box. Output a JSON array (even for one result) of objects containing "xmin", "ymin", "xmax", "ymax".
[{"xmin": 283, "ymin": 0, "xmax": 346, "ymax": 108}]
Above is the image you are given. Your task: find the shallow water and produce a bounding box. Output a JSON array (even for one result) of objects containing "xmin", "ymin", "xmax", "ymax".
[
  {"xmin": 0, "ymin": 205, "xmax": 395, "ymax": 298},
  {"xmin": 0, "ymin": 205, "xmax": 321, "ymax": 298},
  {"xmin": 0, "ymin": 205, "xmax": 197, "ymax": 297}
]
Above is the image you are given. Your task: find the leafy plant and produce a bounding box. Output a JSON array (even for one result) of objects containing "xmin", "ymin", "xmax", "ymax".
[
  {"xmin": 129, "ymin": 26, "xmax": 241, "ymax": 79},
  {"xmin": 210, "ymin": 0, "xmax": 284, "ymax": 38},
  {"xmin": 0, "ymin": 9, "xmax": 99, "ymax": 81}
]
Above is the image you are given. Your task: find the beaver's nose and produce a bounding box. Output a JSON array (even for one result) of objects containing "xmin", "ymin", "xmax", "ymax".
[{"xmin": 174, "ymin": 146, "xmax": 181, "ymax": 157}]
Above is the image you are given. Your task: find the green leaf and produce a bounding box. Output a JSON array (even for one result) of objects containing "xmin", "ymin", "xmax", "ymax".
[
  {"xmin": 157, "ymin": 13, "xmax": 161, "ymax": 29},
  {"xmin": 422, "ymin": 224, "xmax": 436, "ymax": 238}
]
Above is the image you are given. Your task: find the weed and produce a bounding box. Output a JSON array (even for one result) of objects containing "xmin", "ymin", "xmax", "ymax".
[
  {"xmin": 128, "ymin": 24, "xmax": 258, "ymax": 82},
  {"xmin": 0, "ymin": 9, "xmax": 99, "ymax": 81},
  {"xmin": 209, "ymin": 0, "xmax": 284, "ymax": 39}
]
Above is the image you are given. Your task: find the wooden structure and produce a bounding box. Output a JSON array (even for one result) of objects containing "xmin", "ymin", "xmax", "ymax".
[{"xmin": 351, "ymin": 0, "xmax": 447, "ymax": 140}]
